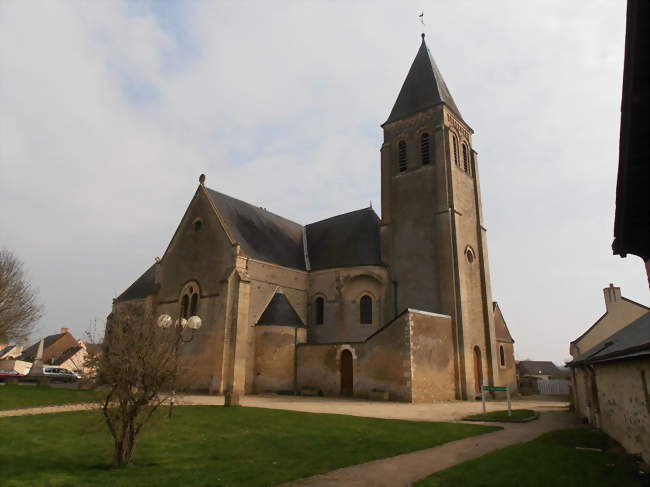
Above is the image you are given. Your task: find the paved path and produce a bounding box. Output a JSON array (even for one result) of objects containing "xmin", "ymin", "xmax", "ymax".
[
  {"xmin": 282, "ymin": 411, "xmax": 581, "ymax": 487},
  {"xmin": 179, "ymin": 393, "xmax": 569, "ymax": 423},
  {"xmin": 0, "ymin": 403, "xmax": 98, "ymax": 418}
]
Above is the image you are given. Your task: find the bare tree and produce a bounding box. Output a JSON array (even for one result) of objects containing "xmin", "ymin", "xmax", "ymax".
[
  {"xmin": 0, "ymin": 249, "xmax": 42, "ymax": 341},
  {"xmin": 95, "ymin": 303, "xmax": 186, "ymax": 467}
]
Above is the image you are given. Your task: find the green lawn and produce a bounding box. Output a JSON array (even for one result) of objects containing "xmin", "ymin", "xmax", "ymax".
[
  {"xmin": 464, "ymin": 409, "xmax": 538, "ymax": 422},
  {"xmin": 0, "ymin": 385, "xmax": 103, "ymax": 410},
  {"xmin": 416, "ymin": 428, "xmax": 647, "ymax": 487},
  {"xmin": 1, "ymin": 406, "xmax": 499, "ymax": 487}
]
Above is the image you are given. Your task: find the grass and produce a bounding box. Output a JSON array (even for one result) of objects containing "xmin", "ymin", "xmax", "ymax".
[
  {"xmin": 0, "ymin": 385, "xmax": 103, "ymax": 410},
  {"xmin": 464, "ymin": 409, "xmax": 538, "ymax": 422},
  {"xmin": 0, "ymin": 405, "xmax": 499, "ymax": 487},
  {"xmin": 416, "ymin": 428, "xmax": 647, "ymax": 487}
]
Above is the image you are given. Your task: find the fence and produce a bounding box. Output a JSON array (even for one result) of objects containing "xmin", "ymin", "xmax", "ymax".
[{"xmin": 537, "ymin": 379, "xmax": 570, "ymax": 395}]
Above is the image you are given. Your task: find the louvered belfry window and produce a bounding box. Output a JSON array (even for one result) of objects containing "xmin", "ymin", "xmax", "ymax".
[
  {"xmin": 462, "ymin": 143, "xmax": 469, "ymax": 173},
  {"xmin": 421, "ymin": 133, "xmax": 431, "ymax": 165},
  {"xmin": 452, "ymin": 135, "xmax": 459, "ymax": 166},
  {"xmin": 398, "ymin": 140, "xmax": 407, "ymax": 172}
]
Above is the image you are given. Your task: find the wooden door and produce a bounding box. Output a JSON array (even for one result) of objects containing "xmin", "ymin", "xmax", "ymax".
[{"xmin": 340, "ymin": 350, "xmax": 353, "ymax": 396}]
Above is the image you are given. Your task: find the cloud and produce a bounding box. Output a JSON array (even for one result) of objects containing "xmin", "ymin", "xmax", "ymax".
[{"xmin": 0, "ymin": 1, "xmax": 644, "ymax": 364}]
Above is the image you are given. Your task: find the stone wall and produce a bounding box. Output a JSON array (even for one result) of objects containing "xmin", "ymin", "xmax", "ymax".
[
  {"xmin": 254, "ymin": 325, "xmax": 306, "ymax": 393},
  {"xmin": 594, "ymin": 359, "xmax": 650, "ymax": 463},
  {"xmin": 410, "ymin": 311, "xmax": 456, "ymax": 401},
  {"xmin": 297, "ymin": 310, "xmax": 455, "ymax": 402},
  {"xmin": 307, "ymin": 266, "xmax": 388, "ymax": 343}
]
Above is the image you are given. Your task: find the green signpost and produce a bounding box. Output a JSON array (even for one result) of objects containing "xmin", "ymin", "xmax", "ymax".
[{"xmin": 481, "ymin": 384, "xmax": 511, "ymax": 416}]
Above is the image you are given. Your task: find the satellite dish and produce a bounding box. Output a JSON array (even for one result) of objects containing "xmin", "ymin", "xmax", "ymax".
[{"xmin": 157, "ymin": 314, "xmax": 173, "ymax": 328}]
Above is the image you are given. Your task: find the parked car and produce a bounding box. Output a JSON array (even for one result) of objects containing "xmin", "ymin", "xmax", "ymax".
[
  {"xmin": 0, "ymin": 370, "xmax": 24, "ymax": 380},
  {"xmin": 43, "ymin": 367, "xmax": 80, "ymax": 382}
]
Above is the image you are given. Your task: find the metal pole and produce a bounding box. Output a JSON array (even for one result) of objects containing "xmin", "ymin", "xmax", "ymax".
[
  {"xmin": 507, "ymin": 387, "xmax": 511, "ymax": 417},
  {"xmin": 482, "ymin": 384, "xmax": 486, "ymax": 415}
]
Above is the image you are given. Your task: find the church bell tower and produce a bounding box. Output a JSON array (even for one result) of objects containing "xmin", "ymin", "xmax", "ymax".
[{"xmin": 380, "ymin": 34, "xmax": 498, "ymax": 400}]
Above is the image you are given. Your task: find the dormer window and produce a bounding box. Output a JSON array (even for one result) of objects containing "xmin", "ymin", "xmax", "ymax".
[
  {"xmin": 421, "ymin": 133, "xmax": 431, "ymax": 165},
  {"xmin": 398, "ymin": 141, "xmax": 407, "ymax": 172}
]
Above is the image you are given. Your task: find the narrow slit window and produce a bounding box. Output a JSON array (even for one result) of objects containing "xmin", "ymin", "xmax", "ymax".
[
  {"xmin": 360, "ymin": 295, "xmax": 372, "ymax": 324},
  {"xmin": 181, "ymin": 294, "xmax": 190, "ymax": 319},
  {"xmin": 499, "ymin": 345, "xmax": 506, "ymax": 367},
  {"xmin": 462, "ymin": 144, "xmax": 469, "ymax": 173},
  {"xmin": 452, "ymin": 135, "xmax": 459, "ymax": 166},
  {"xmin": 315, "ymin": 297, "xmax": 324, "ymax": 325},
  {"xmin": 421, "ymin": 133, "xmax": 431, "ymax": 165},
  {"xmin": 398, "ymin": 141, "xmax": 407, "ymax": 172},
  {"xmin": 190, "ymin": 293, "xmax": 198, "ymax": 316}
]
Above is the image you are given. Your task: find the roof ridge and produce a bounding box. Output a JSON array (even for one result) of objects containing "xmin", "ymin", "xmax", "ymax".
[{"xmin": 307, "ymin": 207, "xmax": 378, "ymax": 227}]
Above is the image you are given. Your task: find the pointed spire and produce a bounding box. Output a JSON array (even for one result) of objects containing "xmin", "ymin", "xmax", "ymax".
[{"xmin": 384, "ymin": 35, "xmax": 462, "ymax": 125}]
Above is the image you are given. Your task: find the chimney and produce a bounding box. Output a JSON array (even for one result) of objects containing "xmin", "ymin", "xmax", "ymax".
[
  {"xmin": 60, "ymin": 327, "xmax": 69, "ymax": 334},
  {"xmin": 603, "ymin": 283, "xmax": 622, "ymax": 311}
]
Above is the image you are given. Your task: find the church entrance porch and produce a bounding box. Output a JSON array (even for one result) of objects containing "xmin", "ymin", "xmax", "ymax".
[{"xmin": 340, "ymin": 349, "xmax": 353, "ymax": 396}]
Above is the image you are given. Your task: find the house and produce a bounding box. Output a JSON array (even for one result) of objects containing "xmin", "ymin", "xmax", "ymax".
[
  {"xmin": 18, "ymin": 328, "xmax": 90, "ymax": 376},
  {"xmin": 113, "ymin": 35, "xmax": 515, "ymax": 402},
  {"xmin": 570, "ymin": 284, "xmax": 648, "ymax": 359},
  {"xmin": 568, "ymin": 311, "xmax": 650, "ymax": 463},
  {"xmin": 0, "ymin": 343, "xmax": 31, "ymax": 375}
]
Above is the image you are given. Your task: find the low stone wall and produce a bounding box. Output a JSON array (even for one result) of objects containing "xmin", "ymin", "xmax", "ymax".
[{"xmin": 297, "ymin": 310, "xmax": 455, "ymax": 402}]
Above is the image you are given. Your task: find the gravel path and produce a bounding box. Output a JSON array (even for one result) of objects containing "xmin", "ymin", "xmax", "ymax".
[
  {"xmin": 281, "ymin": 411, "xmax": 581, "ymax": 487},
  {"xmin": 0, "ymin": 403, "xmax": 99, "ymax": 418}
]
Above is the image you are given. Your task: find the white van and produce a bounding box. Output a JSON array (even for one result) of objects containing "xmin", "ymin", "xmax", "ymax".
[{"xmin": 43, "ymin": 367, "xmax": 80, "ymax": 382}]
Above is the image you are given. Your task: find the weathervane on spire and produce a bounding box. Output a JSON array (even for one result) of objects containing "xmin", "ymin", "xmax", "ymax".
[{"xmin": 419, "ymin": 11, "xmax": 425, "ymax": 37}]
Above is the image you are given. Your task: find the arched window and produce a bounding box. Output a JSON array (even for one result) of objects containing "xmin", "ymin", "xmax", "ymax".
[
  {"xmin": 190, "ymin": 293, "xmax": 199, "ymax": 316},
  {"xmin": 315, "ymin": 297, "xmax": 324, "ymax": 325},
  {"xmin": 462, "ymin": 143, "xmax": 469, "ymax": 173},
  {"xmin": 193, "ymin": 218, "xmax": 203, "ymax": 232},
  {"xmin": 421, "ymin": 133, "xmax": 431, "ymax": 165},
  {"xmin": 452, "ymin": 134, "xmax": 459, "ymax": 166},
  {"xmin": 499, "ymin": 345, "xmax": 506, "ymax": 367},
  {"xmin": 398, "ymin": 140, "xmax": 407, "ymax": 172},
  {"xmin": 180, "ymin": 294, "xmax": 190, "ymax": 319},
  {"xmin": 360, "ymin": 295, "xmax": 372, "ymax": 324}
]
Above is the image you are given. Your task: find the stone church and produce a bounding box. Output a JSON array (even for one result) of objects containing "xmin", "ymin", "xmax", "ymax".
[{"xmin": 114, "ymin": 35, "xmax": 516, "ymax": 402}]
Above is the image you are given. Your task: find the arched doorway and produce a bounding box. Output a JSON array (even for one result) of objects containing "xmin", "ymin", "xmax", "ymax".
[
  {"xmin": 473, "ymin": 346, "xmax": 483, "ymax": 395},
  {"xmin": 340, "ymin": 350, "xmax": 353, "ymax": 396}
]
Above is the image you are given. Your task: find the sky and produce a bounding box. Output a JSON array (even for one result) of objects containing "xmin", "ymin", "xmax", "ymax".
[{"xmin": 0, "ymin": 1, "xmax": 646, "ymax": 364}]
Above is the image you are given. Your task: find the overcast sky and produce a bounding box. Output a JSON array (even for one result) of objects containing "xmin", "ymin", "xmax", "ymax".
[{"xmin": 1, "ymin": 1, "xmax": 645, "ymax": 364}]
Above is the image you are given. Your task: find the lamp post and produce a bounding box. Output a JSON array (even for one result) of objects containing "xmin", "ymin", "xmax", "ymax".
[{"xmin": 157, "ymin": 313, "xmax": 202, "ymax": 419}]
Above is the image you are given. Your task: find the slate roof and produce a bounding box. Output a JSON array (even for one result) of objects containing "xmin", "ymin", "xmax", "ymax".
[
  {"xmin": 493, "ymin": 302, "xmax": 515, "ymax": 343},
  {"xmin": 116, "ymin": 191, "xmax": 384, "ymax": 300},
  {"xmin": 116, "ymin": 264, "xmax": 157, "ymax": 302},
  {"xmin": 20, "ymin": 333, "xmax": 65, "ymax": 361},
  {"xmin": 385, "ymin": 35, "xmax": 463, "ymax": 125},
  {"xmin": 51, "ymin": 345, "xmax": 83, "ymax": 366},
  {"xmin": 517, "ymin": 360, "xmax": 561, "ymax": 377},
  {"xmin": 207, "ymin": 189, "xmax": 306, "ymax": 270},
  {"xmin": 568, "ymin": 311, "xmax": 650, "ymax": 366},
  {"xmin": 256, "ymin": 292, "xmax": 305, "ymax": 327},
  {"xmin": 306, "ymin": 208, "xmax": 382, "ymax": 271}
]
